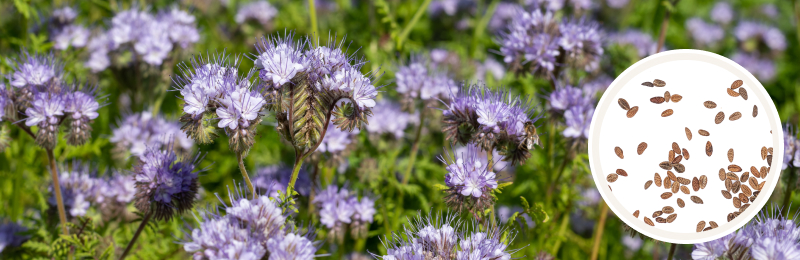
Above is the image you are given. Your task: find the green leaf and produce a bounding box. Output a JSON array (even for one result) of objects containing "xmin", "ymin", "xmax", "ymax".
[
  {"xmin": 496, "ymin": 182, "xmax": 513, "ymax": 190},
  {"xmin": 13, "ymin": 0, "xmax": 30, "ymax": 19},
  {"xmin": 433, "ymin": 183, "xmax": 449, "ymax": 191},
  {"xmin": 530, "ymin": 203, "xmax": 550, "ymax": 223},
  {"xmin": 520, "ymin": 196, "xmax": 531, "ymax": 211}
]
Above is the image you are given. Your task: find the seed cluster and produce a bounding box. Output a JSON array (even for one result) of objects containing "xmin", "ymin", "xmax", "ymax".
[{"xmin": 609, "ymin": 78, "xmax": 775, "ymax": 232}]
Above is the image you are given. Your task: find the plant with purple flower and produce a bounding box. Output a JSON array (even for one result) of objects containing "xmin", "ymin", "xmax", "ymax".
[
  {"xmin": 692, "ymin": 206, "xmax": 800, "ymax": 260},
  {"xmin": 442, "ymin": 83, "xmax": 542, "ymax": 165},
  {"xmin": 94, "ymin": 172, "xmax": 137, "ymax": 220},
  {"xmin": 558, "ymin": 18, "xmax": 604, "ymax": 71},
  {"xmin": 710, "ymin": 2, "xmax": 734, "ymax": 25},
  {"xmin": 9, "ymin": 52, "xmax": 62, "ymax": 90},
  {"xmin": 0, "ymin": 220, "xmax": 28, "ymax": 254},
  {"xmin": 730, "ymin": 52, "xmax": 776, "ymax": 82},
  {"xmin": 110, "ymin": 111, "xmax": 194, "ymax": 160},
  {"xmin": 253, "ymin": 164, "xmax": 311, "ymax": 198},
  {"xmin": 395, "ymin": 54, "xmax": 458, "ymax": 110},
  {"xmin": 734, "ymin": 21, "xmax": 786, "ymax": 52},
  {"xmin": 439, "ymin": 145, "xmax": 502, "ymax": 219},
  {"xmin": 50, "ymin": 162, "xmax": 98, "ymax": 218},
  {"xmin": 365, "ymin": 99, "xmax": 417, "ymax": 139},
  {"xmin": 317, "ymin": 121, "xmax": 359, "ymax": 154},
  {"xmin": 236, "ymin": 1, "xmax": 279, "ymax": 27},
  {"xmin": 686, "ymin": 18, "xmax": 725, "ymax": 48},
  {"xmin": 562, "ymin": 104, "xmax": 594, "ymax": 140},
  {"xmin": 313, "ymin": 185, "xmax": 375, "ymax": 242},
  {"xmin": 608, "ymin": 29, "xmax": 660, "ymax": 58}
]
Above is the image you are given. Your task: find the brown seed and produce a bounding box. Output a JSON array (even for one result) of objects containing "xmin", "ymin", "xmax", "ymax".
[
  {"xmin": 672, "ymin": 142, "xmax": 681, "ymax": 154},
  {"xmin": 672, "ymin": 155, "xmax": 683, "ymax": 164},
  {"xmin": 665, "ymin": 91, "xmax": 672, "ymax": 102},
  {"xmin": 739, "ymin": 88, "xmax": 748, "ymax": 100},
  {"xmin": 664, "ymin": 177, "xmax": 672, "ymax": 188},
  {"xmin": 740, "ymin": 204, "xmax": 751, "ymax": 213},
  {"xmin": 662, "ymin": 206, "xmax": 675, "ymax": 214},
  {"xmin": 645, "ymin": 180, "xmax": 653, "ymax": 190},
  {"xmin": 661, "ymin": 109, "xmax": 674, "ymax": 117},
  {"xmin": 760, "ymin": 166, "xmax": 768, "ymax": 179},
  {"xmin": 733, "ymin": 197, "xmax": 742, "ymax": 208},
  {"xmin": 740, "ymin": 172, "xmax": 749, "ymax": 183},
  {"xmin": 671, "ymin": 181, "xmax": 680, "ymax": 193},
  {"xmin": 731, "ymin": 79, "xmax": 743, "ymax": 89},
  {"xmin": 616, "ymin": 169, "xmax": 628, "ymax": 177},
  {"xmin": 728, "ymin": 213, "xmax": 735, "ymax": 222},
  {"xmin": 706, "ymin": 141, "xmax": 713, "ymax": 156},
  {"xmin": 753, "ymin": 105, "xmax": 758, "ymax": 117},
  {"xmin": 722, "ymin": 190, "xmax": 732, "ymax": 199},
  {"xmin": 650, "ymin": 97, "xmax": 666, "ymax": 104},
  {"xmin": 661, "ymin": 192, "xmax": 673, "ymax": 199},
  {"xmin": 637, "ymin": 142, "xmax": 648, "ymax": 155},
  {"xmin": 678, "ymin": 177, "xmax": 691, "ymax": 185},
  {"xmin": 739, "ymin": 193, "xmax": 749, "ymax": 203},
  {"xmin": 666, "ymin": 214, "xmax": 677, "ymax": 223},
  {"xmin": 674, "ymin": 164, "xmax": 686, "ymax": 173},
  {"xmin": 761, "ymin": 147, "xmax": 768, "ymax": 160},
  {"xmin": 704, "ymin": 227, "xmax": 714, "ymax": 232},
  {"xmin": 704, "ymin": 101, "xmax": 717, "ymax": 109},
  {"xmin": 715, "ymin": 111, "xmax": 725, "ymax": 124},
  {"xmin": 726, "ymin": 172, "xmax": 738, "ymax": 181},
  {"xmin": 692, "ymin": 177, "xmax": 700, "ymax": 191},
  {"xmin": 681, "ymin": 185, "xmax": 691, "ymax": 194},
  {"xmin": 618, "ymin": 98, "xmax": 631, "ymax": 110},
  {"xmin": 732, "ymin": 180, "xmax": 741, "ymax": 193},
  {"xmin": 727, "ymin": 149, "xmax": 734, "ymax": 162},
  {"xmin": 656, "ymin": 217, "xmax": 667, "ymax": 223},
  {"xmin": 667, "ymin": 171, "xmax": 677, "ymax": 181},
  {"xmin": 669, "ymin": 150, "xmax": 675, "ymax": 161},
  {"xmin": 725, "ymin": 179, "xmax": 733, "ymax": 191},
  {"xmin": 677, "ymin": 198, "xmax": 685, "ymax": 208},
  {"xmin": 699, "ymin": 129, "xmax": 710, "ymax": 136},
  {"xmin": 691, "ymin": 196, "xmax": 704, "ymax": 204},
  {"xmin": 607, "ymin": 173, "xmax": 619, "ymax": 182},
  {"xmin": 710, "ymin": 221, "xmax": 719, "ymax": 228},
  {"xmin": 671, "ymin": 94, "xmax": 683, "ymax": 103},
  {"xmin": 729, "ymin": 112, "xmax": 742, "ymax": 121},
  {"xmin": 767, "ymin": 155, "xmax": 773, "ymax": 166},
  {"xmin": 719, "ymin": 168, "xmax": 726, "ymax": 181},
  {"xmin": 697, "ymin": 221, "xmax": 706, "ymax": 232},
  {"xmin": 615, "ymin": 147, "xmax": 624, "ymax": 159},
  {"xmin": 729, "ymin": 164, "xmax": 742, "ymax": 172},
  {"xmin": 742, "ymin": 185, "xmax": 752, "ymax": 197},
  {"xmin": 758, "ymin": 180, "xmax": 765, "ymax": 190},
  {"xmin": 751, "ymin": 195, "xmax": 756, "ymax": 202},
  {"xmin": 627, "ymin": 106, "xmax": 639, "ymax": 118},
  {"xmin": 659, "ymin": 161, "xmax": 673, "ymax": 170},
  {"xmin": 655, "ymin": 173, "xmax": 663, "ymax": 187},
  {"xmin": 749, "ymin": 177, "xmax": 759, "ymax": 189},
  {"xmin": 751, "ymin": 166, "xmax": 761, "ymax": 178},
  {"xmin": 633, "ymin": 210, "xmax": 640, "ymax": 217},
  {"xmin": 700, "ymin": 175, "xmax": 708, "ymax": 189},
  {"xmin": 683, "ymin": 148, "xmax": 690, "ymax": 160},
  {"xmin": 727, "ymin": 88, "xmax": 740, "ymax": 97},
  {"xmin": 642, "ymin": 82, "xmax": 654, "ymax": 87},
  {"xmin": 653, "ymin": 211, "xmax": 663, "ymax": 218},
  {"xmin": 644, "ymin": 217, "xmax": 655, "ymax": 226},
  {"xmin": 653, "ymin": 79, "xmax": 666, "ymax": 87},
  {"xmin": 685, "ymin": 127, "xmax": 692, "ymax": 140},
  {"xmin": 769, "ymin": 148, "xmax": 773, "ymax": 154}
]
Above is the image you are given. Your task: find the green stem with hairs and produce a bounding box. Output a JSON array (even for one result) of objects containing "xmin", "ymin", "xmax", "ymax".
[
  {"xmin": 402, "ymin": 109, "xmax": 426, "ymax": 185},
  {"xmin": 783, "ymin": 166, "xmax": 796, "ymax": 214},
  {"xmin": 308, "ymin": 0, "xmax": 319, "ymax": 44},
  {"xmin": 487, "ymin": 147, "xmax": 497, "ymax": 228},
  {"xmin": 237, "ymin": 152, "xmax": 255, "ymax": 194},
  {"xmin": 118, "ymin": 210, "xmax": 153, "ymax": 260},
  {"xmin": 47, "ymin": 149, "xmax": 69, "ymax": 236},
  {"xmin": 667, "ymin": 243, "xmax": 677, "ymax": 260},
  {"xmin": 286, "ymin": 153, "xmax": 309, "ymax": 200},
  {"xmin": 590, "ymin": 201, "xmax": 609, "ymax": 260},
  {"xmin": 396, "ymin": 0, "xmax": 434, "ymax": 50}
]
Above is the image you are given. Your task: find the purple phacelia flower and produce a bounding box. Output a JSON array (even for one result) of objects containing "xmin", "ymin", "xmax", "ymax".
[
  {"xmin": 216, "ymin": 87, "xmax": 266, "ymax": 130},
  {"xmin": 497, "ymin": 6, "xmax": 562, "ymax": 75},
  {"xmin": 692, "ymin": 206, "xmax": 800, "ymax": 260},
  {"xmin": 184, "ymin": 212, "xmax": 266, "ymax": 260},
  {"xmin": 317, "ymin": 120, "xmax": 359, "ymax": 153},
  {"xmin": 63, "ymin": 87, "xmax": 101, "ymax": 145},
  {"xmin": 605, "ymin": 0, "xmax": 630, "ymax": 9},
  {"xmin": 266, "ymin": 233, "xmax": 318, "ymax": 259},
  {"xmin": 52, "ymin": 25, "xmax": 89, "ymax": 50},
  {"xmin": 475, "ymin": 58, "xmax": 507, "ymax": 81},
  {"xmin": 734, "ymin": 21, "xmax": 786, "ymax": 51},
  {"xmin": 428, "ymin": 0, "xmax": 463, "ymax": 16},
  {"xmin": 10, "ymin": 53, "xmax": 62, "ymax": 88},
  {"xmin": 25, "ymin": 92, "xmax": 66, "ymax": 148},
  {"xmin": 453, "ymin": 143, "xmax": 508, "ymax": 172},
  {"xmin": 51, "ymin": 6, "xmax": 77, "ymax": 23},
  {"xmin": 686, "ymin": 17, "xmax": 725, "ymax": 47},
  {"xmin": 50, "ymin": 163, "xmax": 98, "ymax": 218},
  {"xmin": 608, "ymin": 30, "xmax": 659, "ymax": 58},
  {"xmin": 85, "ymin": 33, "xmax": 112, "ymax": 72},
  {"xmin": 782, "ymin": 125, "xmax": 799, "ymax": 170},
  {"xmin": 314, "ymin": 185, "xmax": 374, "ymax": 240},
  {"xmin": 562, "ymin": 104, "xmax": 593, "ymax": 139},
  {"xmin": 365, "ymin": 100, "xmax": 417, "ymax": 139},
  {"xmin": 583, "ymin": 75, "xmax": 612, "ymax": 97},
  {"xmin": 395, "ymin": 57, "xmax": 429, "ymax": 99},
  {"xmin": 255, "ymin": 33, "xmax": 308, "ymax": 89},
  {"xmin": 133, "ymin": 144, "xmax": 202, "ymax": 221},
  {"xmin": 160, "ymin": 8, "xmax": 200, "ymax": 49},
  {"xmin": 174, "ymin": 54, "xmax": 241, "ymax": 117},
  {"xmin": 547, "ymin": 85, "xmax": 591, "ymax": 113},
  {"xmin": 253, "ymin": 164, "xmax": 310, "ymax": 198},
  {"xmin": 110, "ymin": 112, "xmax": 193, "ymax": 158},
  {"xmin": 235, "ymin": 0, "xmax": 278, "ymax": 26},
  {"xmin": 730, "ymin": 52, "xmax": 776, "ymax": 81},
  {"xmin": 0, "ymin": 220, "xmax": 28, "ymax": 253},
  {"xmin": 710, "ymin": 2, "xmax": 734, "ymax": 25},
  {"xmin": 440, "ymin": 146, "xmax": 500, "ymax": 216},
  {"xmin": 761, "ymin": 4, "xmax": 778, "ymax": 18},
  {"xmin": 489, "ymin": 3, "xmax": 520, "ymax": 31},
  {"xmin": 96, "ymin": 173, "xmax": 136, "ymax": 206}
]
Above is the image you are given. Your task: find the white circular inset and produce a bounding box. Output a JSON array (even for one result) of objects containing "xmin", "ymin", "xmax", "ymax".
[{"xmin": 588, "ymin": 50, "xmax": 783, "ymax": 244}]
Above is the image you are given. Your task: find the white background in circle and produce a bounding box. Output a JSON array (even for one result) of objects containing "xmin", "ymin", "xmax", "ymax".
[{"xmin": 588, "ymin": 50, "xmax": 783, "ymax": 244}]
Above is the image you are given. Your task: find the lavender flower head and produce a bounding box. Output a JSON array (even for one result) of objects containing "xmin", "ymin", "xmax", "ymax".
[
  {"xmin": 95, "ymin": 173, "xmax": 136, "ymax": 206},
  {"xmin": 453, "ymin": 143, "xmax": 509, "ymax": 172},
  {"xmin": 235, "ymin": 1, "xmax": 278, "ymax": 26},
  {"xmin": 692, "ymin": 206, "xmax": 800, "ymax": 260},
  {"xmin": 63, "ymin": 86, "xmax": 101, "ymax": 145},
  {"xmin": 266, "ymin": 233, "xmax": 318, "ymax": 259},
  {"xmin": 10, "ymin": 52, "xmax": 63, "ymax": 88},
  {"xmin": 255, "ymin": 34, "xmax": 308, "ymax": 89},
  {"xmin": 313, "ymin": 185, "xmax": 375, "ymax": 240},
  {"xmin": 317, "ymin": 121, "xmax": 359, "ymax": 154},
  {"xmin": 558, "ymin": 18, "xmax": 604, "ymax": 71},
  {"xmin": 563, "ymin": 105, "xmax": 594, "ymax": 140},
  {"xmin": 133, "ymin": 144, "xmax": 202, "ymax": 221},
  {"xmin": 783, "ymin": 125, "xmax": 799, "ymax": 170},
  {"xmin": 365, "ymin": 100, "xmax": 417, "ymax": 139},
  {"xmin": 730, "ymin": 52, "xmax": 776, "ymax": 82},
  {"xmin": 375, "ymin": 212, "xmax": 519, "ymax": 259},
  {"xmin": 497, "ymin": 6, "xmax": 561, "ymax": 75},
  {"xmin": 686, "ymin": 18, "xmax": 725, "ymax": 48},
  {"xmin": 50, "ymin": 163, "xmax": 98, "ymax": 218},
  {"xmin": 548, "ymin": 84, "xmax": 592, "ymax": 113},
  {"xmin": 252, "ymin": 164, "xmax": 310, "ymax": 198},
  {"xmin": 608, "ymin": 30, "xmax": 658, "ymax": 58},
  {"xmin": 440, "ymin": 146, "xmax": 501, "ymax": 216},
  {"xmin": 0, "ymin": 220, "xmax": 28, "ymax": 253},
  {"xmin": 25, "ymin": 91, "xmax": 66, "ymax": 149},
  {"xmin": 734, "ymin": 21, "xmax": 786, "ymax": 52},
  {"xmin": 710, "ymin": 2, "xmax": 734, "ymax": 25},
  {"xmin": 111, "ymin": 112, "xmax": 194, "ymax": 158},
  {"xmin": 52, "ymin": 25, "xmax": 89, "ymax": 50}
]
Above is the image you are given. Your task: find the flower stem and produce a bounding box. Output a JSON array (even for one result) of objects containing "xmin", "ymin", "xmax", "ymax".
[
  {"xmin": 308, "ymin": 0, "xmax": 319, "ymax": 44},
  {"xmin": 546, "ymin": 141, "xmax": 577, "ymax": 200},
  {"xmin": 487, "ymin": 147, "xmax": 497, "ymax": 228},
  {"xmin": 656, "ymin": 0, "xmax": 680, "ymax": 53},
  {"xmin": 47, "ymin": 149, "xmax": 69, "ymax": 236},
  {"xmin": 286, "ymin": 153, "xmax": 307, "ymax": 200},
  {"xmin": 118, "ymin": 210, "xmax": 153, "ymax": 260},
  {"xmin": 666, "ymin": 243, "xmax": 677, "ymax": 260},
  {"xmin": 402, "ymin": 109, "xmax": 426, "ymax": 185},
  {"xmin": 782, "ymin": 166, "xmax": 796, "ymax": 214},
  {"xmin": 237, "ymin": 152, "xmax": 255, "ymax": 194},
  {"xmin": 590, "ymin": 200, "xmax": 609, "ymax": 260},
  {"xmin": 396, "ymin": 0, "xmax": 433, "ymax": 50}
]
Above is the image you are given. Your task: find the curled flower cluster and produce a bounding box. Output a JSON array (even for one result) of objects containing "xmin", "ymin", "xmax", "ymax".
[
  {"xmin": 442, "ymin": 83, "xmax": 542, "ymax": 165},
  {"xmin": 0, "ymin": 220, "xmax": 28, "ymax": 254},
  {"xmin": 110, "ymin": 112, "xmax": 194, "ymax": 159},
  {"xmin": 254, "ymin": 33, "xmax": 380, "ymax": 154},
  {"xmin": 252, "ymin": 164, "xmax": 311, "ymax": 198},
  {"xmin": 317, "ymin": 121, "xmax": 359, "ymax": 154},
  {"xmin": 235, "ymin": 1, "xmax": 278, "ymax": 26},
  {"xmin": 692, "ymin": 206, "xmax": 800, "ymax": 260},
  {"xmin": 686, "ymin": 18, "xmax": 725, "ymax": 47},
  {"xmin": 183, "ymin": 190, "xmax": 320, "ymax": 259},
  {"xmin": 133, "ymin": 145, "xmax": 202, "ymax": 221},
  {"xmin": 440, "ymin": 145, "xmax": 501, "ymax": 216},
  {"xmin": 608, "ymin": 30, "xmax": 659, "ymax": 58},
  {"xmin": 497, "ymin": 4, "xmax": 604, "ymax": 74},
  {"xmin": 48, "ymin": 7, "xmax": 89, "ymax": 50},
  {"xmin": 376, "ymin": 212, "xmax": 518, "ymax": 260},
  {"xmin": 313, "ymin": 185, "xmax": 375, "ymax": 241},
  {"xmin": 174, "ymin": 53, "xmax": 266, "ymax": 153},
  {"xmin": 395, "ymin": 55, "xmax": 458, "ymax": 109},
  {"xmin": 84, "ymin": 7, "xmax": 199, "ymax": 72},
  {"xmin": 5, "ymin": 52, "xmax": 101, "ymax": 149},
  {"xmin": 365, "ymin": 100, "xmax": 418, "ymax": 139}
]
